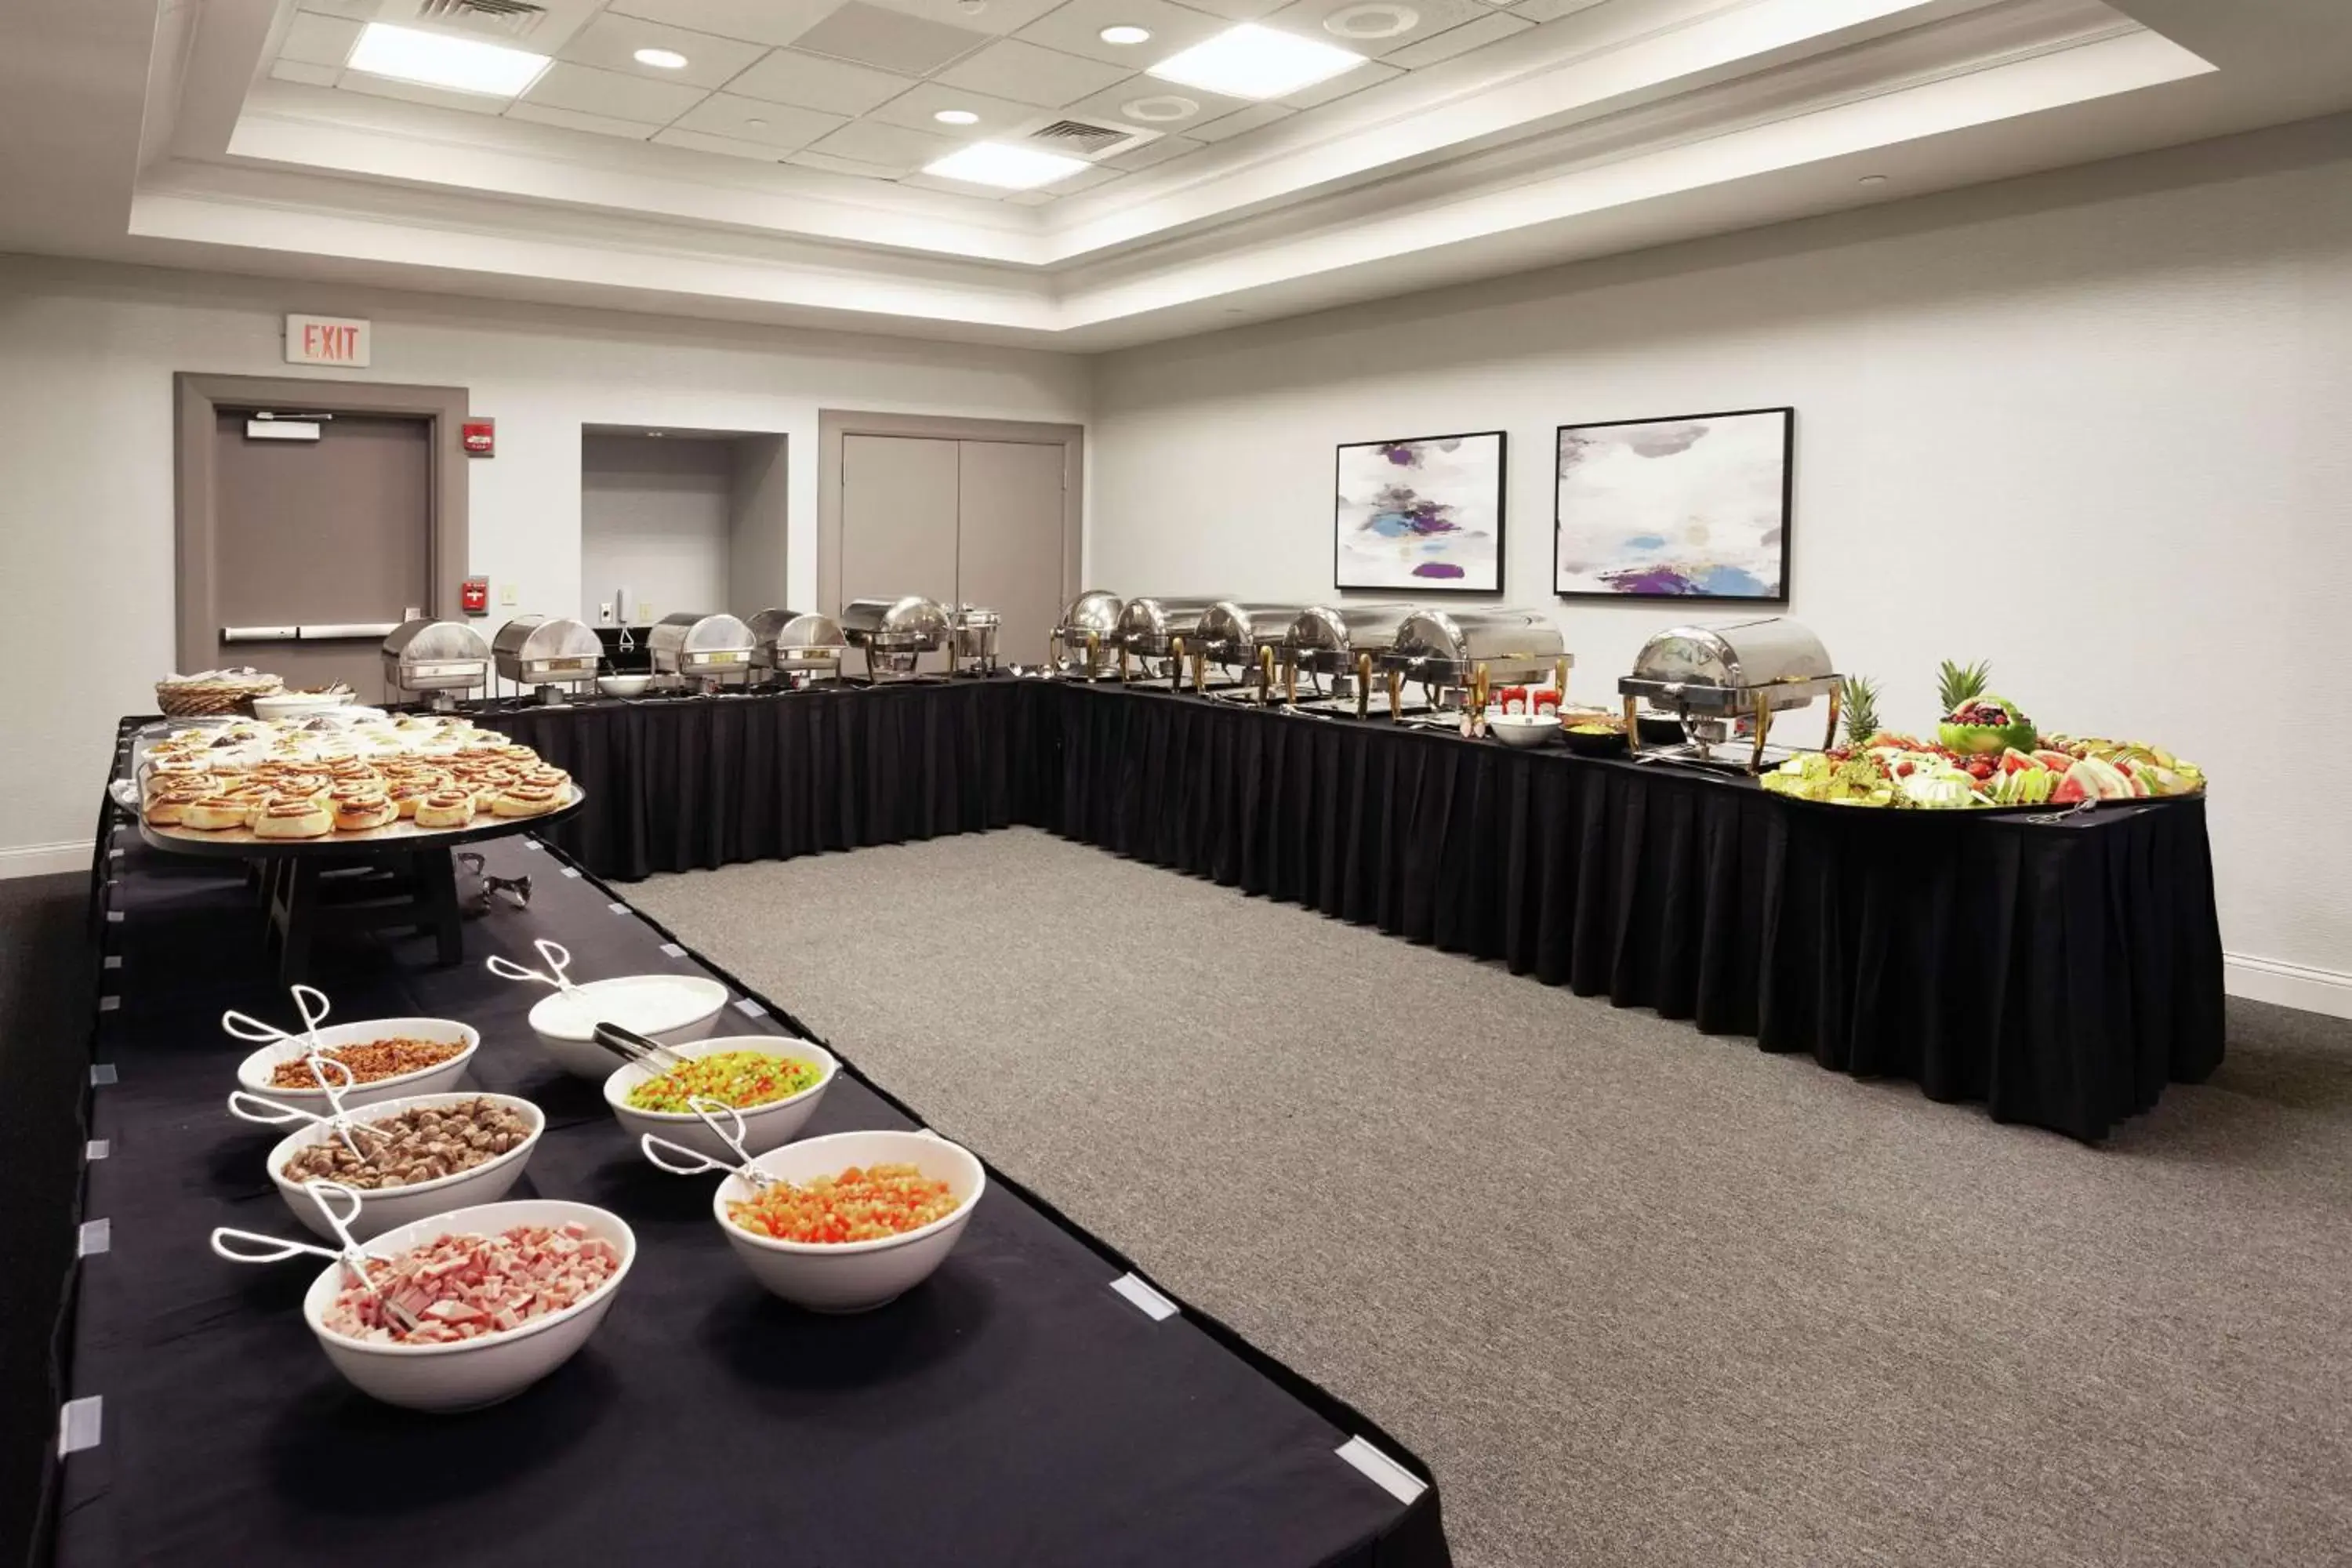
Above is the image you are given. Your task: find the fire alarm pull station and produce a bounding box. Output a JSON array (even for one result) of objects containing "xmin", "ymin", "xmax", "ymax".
[{"xmin": 461, "ymin": 577, "xmax": 489, "ymax": 615}]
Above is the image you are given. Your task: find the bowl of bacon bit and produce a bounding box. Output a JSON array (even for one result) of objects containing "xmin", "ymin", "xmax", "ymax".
[
  {"xmin": 234, "ymin": 1018, "xmax": 479, "ymax": 1109},
  {"xmin": 713, "ymin": 1130, "xmax": 985, "ymax": 1313},
  {"xmin": 301, "ymin": 1200, "xmax": 636, "ymax": 1411}
]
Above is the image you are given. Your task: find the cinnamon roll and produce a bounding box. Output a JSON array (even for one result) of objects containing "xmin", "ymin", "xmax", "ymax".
[
  {"xmin": 143, "ymin": 780, "xmax": 212, "ymax": 827},
  {"xmin": 412, "ymin": 788, "xmax": 477, "ymax": 829},
  {"xmin": 491, "ymin": 780, "xmax": 565, "ymax": 818},
  {"xmin": 252, "ymin": 794, "xmax": 333, "ymax": 839},
  {"xmin": 331, "ymin": 789, "xmax": 397, "ymax": 832},
  {"xmin": 384, "ymin": 774, "xmax": 445, "ymax": 818},
  {"xmin": 180, "ymin": 795, "xmax": 261, "ymax": 832}
]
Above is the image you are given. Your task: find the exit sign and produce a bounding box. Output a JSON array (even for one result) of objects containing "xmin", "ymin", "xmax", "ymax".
[{"xmin": 285, "ymin": 314, "xmax": 371, "ymax": 367}]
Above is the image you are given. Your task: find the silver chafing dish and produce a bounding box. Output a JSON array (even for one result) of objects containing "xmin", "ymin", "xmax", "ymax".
[
  {"xmin": 1192, "ymin": 601, "xmax": 1308, "ymax": 703},
  {"xmin": 840, "ymin": 595, "xmax": 951, "ymax": 681},
  {"xmin": 1048, "ymin": 590, "xmax": 1125, "ymax": 681},
  {"xmin": 949, "ymin": 604, "xmax": 1001, "ymax": 677},
  {"xmin": 746, "ymin": 608, "xmax": 846, "ymax": 684},
  {"xmin": 1282, "ymin": 603, "xmax": 1413, "ymax": 717},
  {"xmin": 1620, "ymin": 617, "xmax": 1840, "ymax": 771},
  {"xmin": 492, "ymin": 615, "xmax": 601, "ymax": 706},
  {"xmin": 648, "ymin": 612, "xmax": 757, "ymax": 692},
  {"xmin": 380, "ymin": 618, "xmax": 491, "ymax": 710},
  {"xmin": 1379, "ymin": 608, "xmax": 1570, "ymax": 721},
  {"xmin": 1114, "ymin": 597, "xmax": 1213, "ymax": 688}
]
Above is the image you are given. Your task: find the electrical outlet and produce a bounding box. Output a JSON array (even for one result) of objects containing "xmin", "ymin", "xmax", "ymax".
[
  {"xmin": 500, "ymin": 583, "xmax": 517, "ymax": 606},
  {"xmin": 598, "ymin": 601, "xmax": 613, "ymax": 624},
  {"xmin": 637, "ymin": 601, "xmax": 654, "ymax": 623}
]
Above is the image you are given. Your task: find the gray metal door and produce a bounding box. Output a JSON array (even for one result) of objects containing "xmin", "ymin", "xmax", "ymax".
[
  {"xmin": 209, "ymin": 412, "xmax": 433, "ymax": 695},
  {"xmin": 954, "ymin": 440, "xmax": 1065, "ymax": 666}
]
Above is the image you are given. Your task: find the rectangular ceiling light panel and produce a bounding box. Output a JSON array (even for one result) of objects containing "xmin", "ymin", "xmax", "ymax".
[
  {"xmin": 1146, "ymin": 23, "xmax": 1363, "ymax": 100},
  {"xmin": 924, "ymin": 141, "xmax": 1091, "ymax": 190},
  {"xmin": 347, "ymin": 21, "xmax": 553, "ymax": 95}
]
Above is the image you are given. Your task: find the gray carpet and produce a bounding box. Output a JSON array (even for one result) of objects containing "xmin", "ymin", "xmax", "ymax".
[{"xmin": 633, "ymin": 829, "xmax": 2352, "ymax": 1568}]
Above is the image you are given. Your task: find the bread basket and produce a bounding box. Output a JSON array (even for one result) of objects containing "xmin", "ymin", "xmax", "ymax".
[{"xmin": 156, "ymin": 671, "xmax": 284, "ymax": 717}]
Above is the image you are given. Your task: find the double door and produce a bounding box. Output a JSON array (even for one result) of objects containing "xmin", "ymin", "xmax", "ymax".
[{"xmin": 840, "ymin": 435, "xmax": 1069, "ymax": 666}]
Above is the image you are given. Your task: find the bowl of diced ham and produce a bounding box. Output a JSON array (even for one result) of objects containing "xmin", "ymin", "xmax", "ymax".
[
  {"xmin": 712, "ymin": 1129, "xmax": 985, "ymax": 1313},
  {"xmin": 300, "ymin": 1199, "xmax": 635, "ymax": 1411}
]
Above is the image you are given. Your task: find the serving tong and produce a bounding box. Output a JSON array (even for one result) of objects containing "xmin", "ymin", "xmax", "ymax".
[
  {"xmin": 221, "ymin": 985, "xmax": 394, "ymax": 1160},
  {"xmin": 209, "ymin": 1179, "xmax": 423, "ymax": 1338},
  {"xmin": 486, "ymin": 938, "xmax": 690, "ymax": 1073},
  {"xmin": 637, "ymin": 1097, "xmax": 776, "ymax": 1191}
]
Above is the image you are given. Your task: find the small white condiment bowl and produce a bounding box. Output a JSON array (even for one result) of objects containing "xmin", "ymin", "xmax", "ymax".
[
  {"xmin": 252, "ymin": 692, "xmax": 352, "ymax": 721},
  {"xmin": 525, "ymin": 975, "xmax": 731, "ymax": 1079},
  {"xmin": 596, "ymin": 676, "xmax": 652, "ymax": 698},
  {"xmin": 266, "ymin": 1092, "xmax": 546, "ymax": 1242},
  {"xmin": 1486, "ymin": 713, "xmax": 1560, "ymax": 750},
  {"xmin": 301, "ymin": 1198, "xmax": 635, "ymax": 1412},
  {"xmin": 604, "ymin": 1036, "xmax": 838, "ymax": 1163},
  {"xmin": 234, "ymin": 1018, "xmax": 479, "ymax": 1110},
  {"xmin": 714, "ymin": 1129, "xmax": 985, "ymax": 1314}
]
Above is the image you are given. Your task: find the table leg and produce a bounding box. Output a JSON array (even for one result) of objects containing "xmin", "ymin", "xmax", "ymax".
[
  {"xmin": 277, "ymin": 860, "xmax": 319, "ymax": 988},
  {"xmin": 416, "ymin": 848, "xmax": 463, "ymax": 966}
]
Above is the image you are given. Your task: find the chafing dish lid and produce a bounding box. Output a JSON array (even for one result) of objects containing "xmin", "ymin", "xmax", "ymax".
[
  {"xmin": 492, "ymin": 615, "xmax": 602, "ymax": 665},
  {"xmin": 1197, "ymin": 601, "xmax": 1311, "ymax": 652},
  {"xmin": 1625, "ymin": 617, "xmax": 1832, "ymax": 691},
  {"xmin": 1287, "ymin": 602, "xmax": 1414, "ymax": 655},
  {"xmin": 649, "ymin": 611, "xmax": 754, "ymax": 655},
  {"xmin": 1054, "ymin": 590, "xmax": 1125, "ymax": 639},
  {"xmin": 1387, "ymin": 608, "xmax": 1563, "ymax": 667},
  {"xmin": 954, "ymin": 604, "xmax": 1001, "ymax": 630},
  {"xmin": 840, "ymin": 596, "xmax": 951, "ymax": 645},
  {"xmin": 382, "ymin": 618, "xmax": 490, "ymax": 662},
  {"xmin": 1115, "ymin": 597, "xmax": 1214, "ymax": 645}
]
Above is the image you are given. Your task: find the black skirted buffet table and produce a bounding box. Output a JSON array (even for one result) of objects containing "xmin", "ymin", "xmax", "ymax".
[
  {"xmin": 477, "ymin": 679, "xmax": 2223, "ymax": 1142},
  {"xmin": 53, "ymin": 808, "xmax": 1448, "ymax": 1567}
]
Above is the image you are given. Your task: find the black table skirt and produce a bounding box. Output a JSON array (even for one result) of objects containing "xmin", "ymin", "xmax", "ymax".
[
  {"xmin": 51, "ymin": 811, "xmax": 1446, "ymax": 1567},
  {"xmin": 1048, "ymin": 684, "xmax": 2225, "ymax": 1142}
]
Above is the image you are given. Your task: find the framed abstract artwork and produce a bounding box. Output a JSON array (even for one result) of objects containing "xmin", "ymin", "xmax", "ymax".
[
  {"xmin": 1334, "ymin": 430, "xmax": 1507, "ymax": 593},
  {"xmin": 1552, "ymin": 407, "xmax": 1793, "ymax": 601}
]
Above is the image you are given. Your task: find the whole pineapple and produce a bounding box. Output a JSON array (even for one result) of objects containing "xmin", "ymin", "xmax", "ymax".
[
  {"xmin": 1936, "ymin": 659, "xmax": 1991, "ymax": 716},
  {"xmin": 1838, "ymin": 675, "xmax": 1881, "ymax": 752}
]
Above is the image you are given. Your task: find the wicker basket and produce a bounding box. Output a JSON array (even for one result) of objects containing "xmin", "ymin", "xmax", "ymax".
[{"xmin": 155, "ymin": 673, "xmax": 283, "ymax": 717}]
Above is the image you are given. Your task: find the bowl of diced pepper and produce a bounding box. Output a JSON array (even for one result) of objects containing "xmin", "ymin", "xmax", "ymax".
[
  {"xmin": 601, "ymin": 1036, "xmax": 839, "ymax": 1162},
  {"xmin": 712, "ymin": 1129, "xmax": 987, "ymax": 1313}
]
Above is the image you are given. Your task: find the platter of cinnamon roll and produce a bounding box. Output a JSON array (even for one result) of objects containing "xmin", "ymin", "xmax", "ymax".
[{"xmin": 128, "ymin": 712, "xmax": 579, "ymax": 850}]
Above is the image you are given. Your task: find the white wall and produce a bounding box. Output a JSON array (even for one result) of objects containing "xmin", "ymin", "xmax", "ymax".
[
  {"xmin": 0, "ymin": 256, "xmax": 1088, "ymax": 869},
  {"xmin": 1091, "ymin": 117, "xmax": 2352, "ymax": 998},
  {"xmin": 580, "ymin": 434, "xmax": 735, "ymax": 626}
]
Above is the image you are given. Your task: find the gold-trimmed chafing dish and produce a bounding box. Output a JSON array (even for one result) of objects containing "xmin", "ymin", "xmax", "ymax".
[
  {"xmin": 1282, "ymin": 602, "xmax": 1414, "ymax": 717},
  {"xmin": 648, "ymin": 612, "xmax": 757, "ymax": 692},
  {"xmin": 1379, "ymin": 609, "xmax": 1570, "ymax": 723},
  {"xmin": 381, "ymin": 619, "xmax": 490, "ymax": 711},
  {"xmin": 746, "ymin": 608, "xmax": 846, "ymax": 684},
  {"xmin": 840, "ymin": 596, "xmax": 951, "ymax": 681},
  {"xmin": 1193, "ymin": 601, "xmax": 1309, "ymax": 703},
  {"xmin": 1619, "ymin": 617, "xmax": 1840, "ymax": 771},
  {"xmin": 1049, "ymin": 591, "xmax": 1126, "ymax": 681},
  {"xmin": 1114, "ymin": 597, "xmax": 1214, "ymax": 688},
  {"xmin": 492, "ymin": 615, "xmax": 601, "ymax": 706}
]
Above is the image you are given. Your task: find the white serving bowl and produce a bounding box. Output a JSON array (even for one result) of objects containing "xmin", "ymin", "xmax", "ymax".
[
  {"xmin": 525, "ymin": 975, "xmax": 731, "ymax": 1079},
  {"xmin": 300, "ymin": 1199, "xmax": 635, "ymax": 1412},
  {"xmin": 596, "ymin": 675, "xmax": 652, "ymax": 698},
  {"xmin": 252, "ymin": 691, "xmax": 352, "ymax": 721},
  {"xmin": 1487, "ymin": 713, "xmax": 1560, "ymax": 750},
  {"xmin": 713, "ymin": 1129, "xmax": 985, "ymax": 1314},
  {"xmin": 266, "ymin": 1092, "xmax": 546, "ymax": 1241},
  {"xmin": 604, "ymin": 1036, "xmax": 838, "ymax": 1162},
  {"xmin": 234, "ymin": 1018, "xmax": 480, "ymax": 1110}
]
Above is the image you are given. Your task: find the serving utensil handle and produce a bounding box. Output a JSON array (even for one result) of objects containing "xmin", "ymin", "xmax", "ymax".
[
  {"xmin": 638, "ymin": 1132, "xmax": 733, "ymax": 1178},
  {"xmin": 226, "ymin": 1091, "xmax": 321, "ymax": 1128},
  {"xmin": 210, "ymin": 1227, "xmax": 342, "ymax": 1265}
]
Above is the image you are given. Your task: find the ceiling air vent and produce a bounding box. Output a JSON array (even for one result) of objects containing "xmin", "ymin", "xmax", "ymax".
[
  {"xmin": 412, "ymin": 0, "xmax": 550, "ymax": 39},
  {"xmin": 1025, "ymin": 120, "xmax": 1142, "ymax": 158}
]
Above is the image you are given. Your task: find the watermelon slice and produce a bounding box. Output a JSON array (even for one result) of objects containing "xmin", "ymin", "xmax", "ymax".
[{"xmin": 2064, "ymin": 757, "xmax": 2136, "ymax": 801}]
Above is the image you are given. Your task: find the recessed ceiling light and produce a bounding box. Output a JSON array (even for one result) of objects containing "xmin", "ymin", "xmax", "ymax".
[
  {"xmin": 933, "ymin": 108, "xmax": 980, "ymax": 125},
  {"xmin": 1323, "ymin": 4, "xmax": 1417, "ymax": 40},
  {"xmin": 1147, "ymin": 24, "xmax": 1363, "ymax": 100},
  {"xmin": 346, "ymin": 22, "xmax": 550, "ymax": 97},
  {"xmin": 924, "ymin": 141, "xmax": 1089, "ymax": 191},
  {"xmin": 746, "ymin": 117, "xmax": 768, "ymax": 128},
  {"xmin": 1120, "ymin": 94, "xmax": 1197, "ymax": 123},
  {"xmin": 1859, "ymin": 173, "xmax": 1889, "ymax": 185},
  {"xmin": 1099, "ymin": 25, "xmax": 1152, "ymax": 45},
  {"xmin": 633, "ymin": 47, "xmax": 688, "ymax": 70}
]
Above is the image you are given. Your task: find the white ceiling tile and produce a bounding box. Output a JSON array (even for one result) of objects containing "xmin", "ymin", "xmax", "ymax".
[
  {"xmin": 652, "ymin": 126, "xmax": 792, "ymax": 161},
  {"xmin": 1101, "ymin": 131, "xmax": 1202, "ymax": 169},
  {"xmin": 269, "ymin": 59, "xmax": 342, "ymax": 87},
  {"xmin": 897, "ymin": 170, "xmax": 1020, "ymax": 196},
  {"xmin": 807, "ymin": 118, "xmax": 962, "ymax": 172},
  {"xmin": 523, "ymin": 61, "xmax": 712, "ymax": 123},
  {"xmin": 336, "ymin": 72, "xmax": 507, "ymax": 114},
  {"xmin": 866, "ymin": 82, "xmax": 1041, "ymax": 137},
  {"xmin": 296, "ymin": 0, "xmax": 379, "ymax": 20},
  {"xmin": 1187, "ymin": 99, "xmax": 1292, "ymax": 140},
  {"xmin": 786, "ymin": 147, "xmax": 909, "ymax": 177},
  {"xmin": 1002, "ymin": 188, "xmax": 1059, "ymax": 205},
  {"xmin": 1279, "ymin": 55, "xmax": 1399, "ymax": 107},
  {"xmin": 936, "ymin": 38, "xmax": 1132, "ymax": 107},
  {"xmin": 1510, "ymin": 0, "xmax": 1609, "ymax": 20},
  {"xmin": 670, "ymin": 93, "xmax": 846, "ymax": 148},
  {"xmin": 280, "ymin": 11, "xmax": 360, "ymax": 68},
  {"xmin": 859, "ymin": 0, "xmax": 1065, "ymax": 38},
  {"xmin": 791, "ymin": 2, "xmax": 990, "ymax": 75},
  {"xmin": 1265, "ymin": 0, "xmax": 1489, "ymax": 58},
  {"xmin": 607, "ymin": 0, "xmax": 847, "ymax": 49},
  {"xmin": 1014, "ymin": 0, "xmax": 1230, "ymax": 68},
  {"xmin": 558, "ymin": 13, "xmax": 770, "ymax": 89},
  {"xmin": 1057, "ymin": 78, "xmax": 1248, "ymax": 130},
  {"xmin": 724, "ymin": 49, "xmax": 917, "ymax": 114},
  {"xmin": 506, "ymin": 102, "xmax": 662, "ymax": 140},
  {"xmin": 1165, "ymin": 0, "xmax": 1287, "ymax": 19},
  {"xmin": 1380, "ymin": 8, "xmax": 1529, "ymax": 67},
  {"xmin": 1054, "ymin": 162, "xmax": 1127, "ymax": 191}
]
